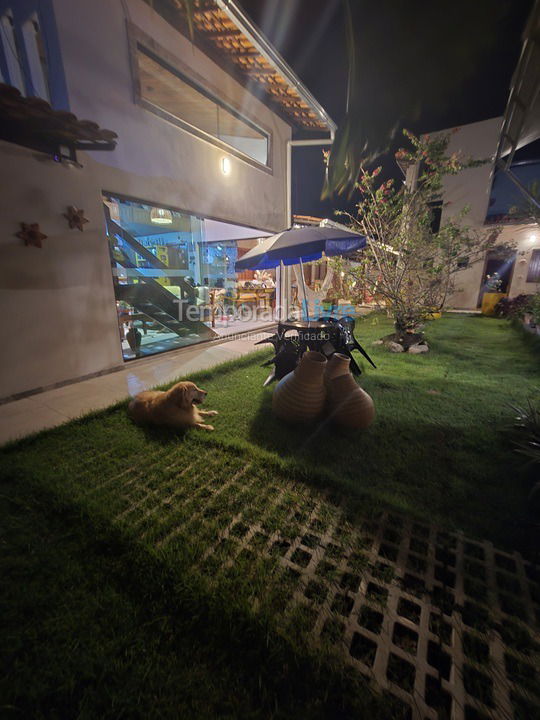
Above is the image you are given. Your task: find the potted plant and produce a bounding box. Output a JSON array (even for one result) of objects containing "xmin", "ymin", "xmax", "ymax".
[
  {"xmin": 481, "ymin": 272, "xmax": 506, "ymax": 316},
  {"xmin": 322, "ymin": 294, "xmax": 338, "ymax": 312}
]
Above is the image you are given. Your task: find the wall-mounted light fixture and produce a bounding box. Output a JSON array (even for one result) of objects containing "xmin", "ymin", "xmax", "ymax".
[
  {"xmin": 221, "ymin": 156, "xmax": 231, "ymax": 176},
  {"xmin": 150, "ymin": 207, "xmax": 173, "ymax": 225}
]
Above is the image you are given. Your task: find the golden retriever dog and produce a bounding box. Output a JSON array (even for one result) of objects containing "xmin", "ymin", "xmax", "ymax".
[{"xmin": 128, "ymin": 381, "xmax": 218, "ymax": 431}]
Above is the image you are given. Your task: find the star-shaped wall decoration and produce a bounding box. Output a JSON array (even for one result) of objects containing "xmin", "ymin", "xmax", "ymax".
[
  {"xmin": 63, "ymin": 205, "xmax": 89, "ymax": 231},
  {"xmin": 16, "ymin": 222, "xmax": 47, "ymax": 248}
]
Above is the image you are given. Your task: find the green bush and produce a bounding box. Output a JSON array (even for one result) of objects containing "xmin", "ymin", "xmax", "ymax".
[
  {"xmin": 529, "ymin": 293, "xmax": 540, "ymax": 324},
  {"xmin": 494, "ymin": 294, "xmax": 533, "ymax": 319}
]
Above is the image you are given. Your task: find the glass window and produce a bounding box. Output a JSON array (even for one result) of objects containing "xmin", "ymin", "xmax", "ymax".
[
  {"xmin": 22, "ymin": 15, "xmax": 50, "ymax": 101},
  {"xmin": 486, "ymin": 160, "xmax": 540, "ymax": 224},
  {"xmin": 136, "ymin": 45, "xmax": 269, "ymax": 166},
  {"xmin": 527, "ymin": 249, "xmax": 540, "ymax": 283},
  {"xmin": 105, "ymin": 196, "xmax": 275, "ymax": 360},
  {"xmin": 0, "ymin": 11, "xmax": 25, "ymax": 93}
]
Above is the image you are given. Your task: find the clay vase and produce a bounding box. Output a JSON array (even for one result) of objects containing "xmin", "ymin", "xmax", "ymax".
[
  {"xmin": 272, "ymin": 351, "xmax": 327, "ymax": 423},
  {"xmin": 325, "ymin": 353, "xmax": 375, "ymax": 430},
  {"xmin": 126, "ymin": 326, "xmax": 142, "ymax": 355}
]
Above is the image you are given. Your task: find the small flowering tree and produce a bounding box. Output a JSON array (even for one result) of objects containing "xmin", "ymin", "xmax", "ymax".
[{"xmin": 330, "ymin": 130, "xmax": 499, "ymax": 336}]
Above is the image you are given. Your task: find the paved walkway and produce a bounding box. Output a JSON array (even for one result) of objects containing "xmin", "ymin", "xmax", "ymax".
[{"xmin": 0, "ymin": 330, "xmax": 272, "ymax": 446}]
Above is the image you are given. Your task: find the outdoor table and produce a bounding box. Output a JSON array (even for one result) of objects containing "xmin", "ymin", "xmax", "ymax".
[
  {"xmin": 277, "ymin": 319, "xmax": 336, "ymax": 353},
  {"xmin": 258, "ymin": 316, "xmax": 376, "ymax": 385}
]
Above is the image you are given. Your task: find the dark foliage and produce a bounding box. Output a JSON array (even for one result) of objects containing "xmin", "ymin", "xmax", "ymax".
[{"xmin": 494, "ymin": 294, "xmax": 533, "ymax": 318}]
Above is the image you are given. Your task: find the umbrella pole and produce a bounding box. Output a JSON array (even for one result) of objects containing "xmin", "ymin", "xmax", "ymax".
[
  {"xmin": 299, "ymin": 258, "xmax": 309, "ymax": 321},
  {"xmin": 277, "ymin": 260, "xmax": 284, "ymax": 321}
]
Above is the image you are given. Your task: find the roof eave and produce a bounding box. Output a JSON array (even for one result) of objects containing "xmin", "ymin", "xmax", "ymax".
[
  {"xmin": 495, "ymin": 0, "xmax": 540, "ymax": 168},
  {"xmin": 216, "ymin": 0, "xmax": 336, "ymax": 134}
]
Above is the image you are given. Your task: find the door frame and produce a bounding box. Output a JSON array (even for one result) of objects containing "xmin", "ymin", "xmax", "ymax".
[{"xmin": 476, "ymin": 248, "xmax": 517, "ymax": 308}]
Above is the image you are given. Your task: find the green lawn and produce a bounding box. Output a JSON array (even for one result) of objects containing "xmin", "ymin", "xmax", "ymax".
[
  {"xmin": 184, "ymin": 313, "xmax": 539, "ymax": 549},
  {"xmin": 1, "ymin": 314, "xmax": 539, "ymax": 719}
]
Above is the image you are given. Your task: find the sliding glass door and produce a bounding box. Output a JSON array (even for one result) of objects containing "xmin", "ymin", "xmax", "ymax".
[{"xmin": 105, "ymin": 195, "xmax": 275, "ymax": 360}]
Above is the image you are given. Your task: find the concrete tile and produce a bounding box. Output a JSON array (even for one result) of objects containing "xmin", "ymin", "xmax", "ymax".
[
  {"xmin": 0, "ymin": 333, "xmax": 266, "ymax": 444},
  {"xmin": 40, "ymin": 392, "xmax": 124, "ymax": 418},
  {"xmin": 0, "ymin": 405, "xmax": 70, "ymax": 446},
  {"xmin": 0, "ymin": 396, "xmax": 44, "ymax": 419}
]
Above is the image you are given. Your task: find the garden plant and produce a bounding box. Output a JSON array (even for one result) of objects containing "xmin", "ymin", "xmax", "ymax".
[{"xmin": 328, "ymin": 130, "xmax": 499, "ymax": 341}]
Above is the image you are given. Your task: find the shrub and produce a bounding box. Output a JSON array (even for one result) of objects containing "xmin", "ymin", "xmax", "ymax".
[
  {"xmin": 512, "ymin": 399, "xmax": 540, "ymax": 463},
  {"xmin": 510, "ymin": 398, "xmax": 540, "ymax": 536},
  {"xmin": 529, "ymin": 293, "xmax": 540, "ymax": 324},
  {"xmin": 331, "ymin": 130, "xmax": 498, "ymax": 335},
  {"xmin": 494, "ymin": 294, "xmax": 533, "ymax": 319}
]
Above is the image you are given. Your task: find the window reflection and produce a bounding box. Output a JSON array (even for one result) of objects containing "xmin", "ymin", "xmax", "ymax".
[{"xmin": 104, "ymin": 195, "xmax": 275, "ymax": 360}]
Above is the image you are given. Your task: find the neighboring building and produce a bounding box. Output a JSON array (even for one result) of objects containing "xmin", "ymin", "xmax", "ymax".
[
  {"xmin": 441, "ymin": 1, "xmax": 540, "ymax": 310},
  {"xmin": 438, "ymin": 117, "xmax": 540, "ymax": 310},
  {"xmin": 0, "ymin": 0, "xmax": 335, "ymax": 400}
]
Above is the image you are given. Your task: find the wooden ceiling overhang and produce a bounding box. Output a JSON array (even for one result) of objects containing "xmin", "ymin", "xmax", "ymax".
[
  {"xmin": 165, "ymin": 0, "xmax": 336, "ymax": 135},
  {"xmin": 0, "ymin": 83, "xmax": 118, "ymax": 161}
]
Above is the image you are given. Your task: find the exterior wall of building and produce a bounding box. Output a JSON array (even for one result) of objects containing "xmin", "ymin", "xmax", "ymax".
[
  {"xmin": 438, "ymin": 117, "xmax": 540, "ymax": 308},
  {"xmin": 503, "ymin": 224, "xmax": 540, "ymax": 296},
  {"xmin": 447, "ymin": 255, "xmax": 486, "ymax": 309},
  {"xmin": 440, "ymin": 117, "xmax": 502, "ymax": 228},
  {"xmin": 450, "ymin": 223, "xmax": 540, "ymax": 308},
  {"xmin": 0, "ymin": 0, "xmax": 294, "ymax": 399},
  {"xmin": 0, "ymin": 141, "xmax": 123, "ymax": 399},
  {"xmin": 52, "ymin": 0, "xmax": 291, "ymax": 232}
]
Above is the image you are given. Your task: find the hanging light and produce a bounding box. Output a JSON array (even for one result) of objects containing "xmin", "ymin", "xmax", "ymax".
[{"xmin": 150, "ymin": 207, "xmax": 173, "ymax": 225}]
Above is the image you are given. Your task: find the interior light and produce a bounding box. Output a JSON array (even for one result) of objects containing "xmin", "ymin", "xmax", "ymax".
[
  {"xmin": 105, "ymin": 199, "xmax": 120, "ymax": 222},
  {"xmin": 221, "ymin": 157, "xmax": 231, "ymax": 176},
  {"xmin": 150, "ymin": 207, "xmax": 173, "ymax": 225}
]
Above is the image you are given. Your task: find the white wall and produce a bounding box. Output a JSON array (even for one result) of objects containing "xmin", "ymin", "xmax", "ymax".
[
  {"xmin": 506, "ymin": 224, "xmax": 540, "ymax": 296},
  {"xmin": 52, "ymin": 0, "xmax": 291, "ymax": 232},
  {"xmin": 450, "ymin": 223, "xmax": 540, "ymax": 308},
  {"xmin": 434, "ymin": 117, "xmax": 540, "ymax": 308},
  {"xmin": 447, "ymin": 254, "xmax": 485, "ymax": 309},
  {"xmin": 440, "ymin": 117, "xmax": 502, "ymax": 228},
  {"xmin": 0, "ymin": 141, "xmax": 122, "ymax": 398}
]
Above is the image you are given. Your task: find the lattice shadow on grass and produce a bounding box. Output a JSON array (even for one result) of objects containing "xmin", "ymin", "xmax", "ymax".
[
  {"xmin": 87, "ymin": 445, "xmax": 540, "ymax": 720},
  {"xmin": 194, "ymin": 493, "xmax": 540, "ymax": 719}
]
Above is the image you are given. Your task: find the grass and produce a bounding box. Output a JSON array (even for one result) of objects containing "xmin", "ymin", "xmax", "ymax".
[
  {"xmin": 203, "ymin": 312, "xmax": 537, "ymax": 548},
  {"xmin": 1, "ymin": 313, "xmax": 539, "ymax": 718}
]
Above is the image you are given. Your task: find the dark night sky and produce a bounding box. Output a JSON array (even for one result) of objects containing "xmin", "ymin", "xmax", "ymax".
[{"xmin": 236, "ymin": 0, "xmax": 535, "ymax": 219}]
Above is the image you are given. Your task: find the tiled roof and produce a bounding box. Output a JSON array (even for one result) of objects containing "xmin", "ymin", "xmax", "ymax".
[
  {"xmin": 165, "ymin": 0, "xmax": 335, "ymax": 132},
  {"xmin": 0, "ymin": 83, "xmax": 117, "ymax": 156}
]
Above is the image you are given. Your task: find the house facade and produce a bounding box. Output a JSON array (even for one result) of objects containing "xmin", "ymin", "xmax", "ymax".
[
  {"xmin": 0, "ymin": 0, "xmax": 335, "ymax": 401},
  {"xmin": 439, "ymin": 117, "xmax": 540, "ymax": 310}
]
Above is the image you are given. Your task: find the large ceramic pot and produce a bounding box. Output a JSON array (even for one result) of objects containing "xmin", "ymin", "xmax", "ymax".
[
  {"xmin": 126, "ymin": 326, "xmax": 142, "ymax": 355},
  {"xmin": 325, "ymin": 353, "xmax": 375, "ymax": 430},
  {"xmin": 272, "ymin": 350, "xmax": 327, "ymax": 423},
  {"xmin": 325, "ymin": 352, "xmax": 351, "ymax": 382}
]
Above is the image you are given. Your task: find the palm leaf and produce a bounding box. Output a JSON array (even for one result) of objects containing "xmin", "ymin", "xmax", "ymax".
[{"xmin": 323, "ymin": 0, "xmax": 512, "ymax": 198}]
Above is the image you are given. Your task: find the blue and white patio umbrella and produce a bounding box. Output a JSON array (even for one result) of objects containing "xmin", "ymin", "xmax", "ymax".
[
  {"xmin": 234, "ymin": 225, "xmax": 367, "ymax": 271},
  {"xmin": 234, "ymin": 225, "xmax": 367, "ymax": 320}
]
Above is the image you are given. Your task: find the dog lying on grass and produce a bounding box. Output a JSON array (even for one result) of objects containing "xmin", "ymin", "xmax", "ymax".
[{"xmin": 128, "ymin": 381, "xmax": 218, "ymax": 431}]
